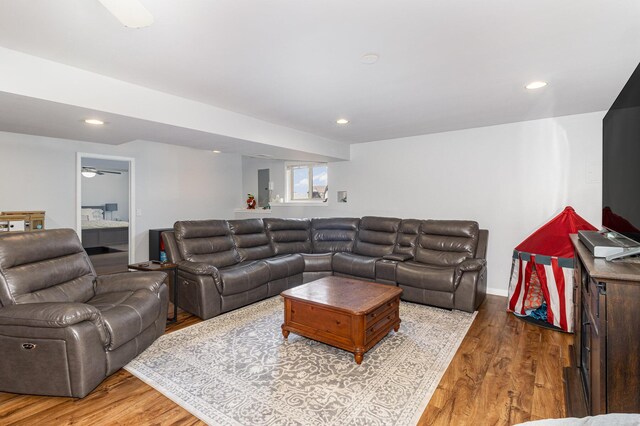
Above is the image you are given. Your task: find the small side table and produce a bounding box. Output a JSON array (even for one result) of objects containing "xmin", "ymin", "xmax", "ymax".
[{"xmin": 128, "ymin": 261, "xmax": 179, "ymax": 324}]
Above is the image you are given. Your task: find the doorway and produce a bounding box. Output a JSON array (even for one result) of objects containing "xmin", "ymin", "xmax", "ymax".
[
  {"xmin": 76, "ymin": 153, "xmax": 135, "ymax": 274},
  {"xmin": 258, "ymin": 168, "xmax": 270, "ymax": 208}
]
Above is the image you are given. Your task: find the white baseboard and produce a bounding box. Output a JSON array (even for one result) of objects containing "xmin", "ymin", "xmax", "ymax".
[{"xmin": 486, "ymin": 287, "xmax": 508, "ymax": 297}]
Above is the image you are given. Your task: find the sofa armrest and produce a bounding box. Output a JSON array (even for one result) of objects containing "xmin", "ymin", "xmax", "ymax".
[
  {"xmin": 177, "ymin": 260, "xmax": 219, "ymax": 276},
  {"xmin": 95, "ymin": 271, "xmax": 167, "ymax": 295},
  {"xmin": 454, "ymin": 258, "xmax": 487, "ymax": 312},
  {"xmin": 0, "ymin": 302, "xmax": 101, "ymax": 328},
  {"xmin": 383, "ymin": 253, "xmax": 414, "ymax": 261},
  {"xmin": 457, "ymin": 258, "xmax": 486, "ymax": 273},
  {"xmin": 454, "ymin": 258, "xmax": 487, "ymax": 288}
]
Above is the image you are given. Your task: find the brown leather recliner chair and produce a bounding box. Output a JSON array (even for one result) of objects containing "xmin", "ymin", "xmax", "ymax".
[{"xmin": 0, "ymin": 229, "xmax": 169, "ymax": 398}]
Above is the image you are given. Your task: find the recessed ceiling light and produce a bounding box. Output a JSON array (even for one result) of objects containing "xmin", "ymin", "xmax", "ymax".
[
  {"xmin": 84, "ymin": 119, "xmax": 104, "ymax": 125},
  {"xmin": 98, "ymin": 0, "xmax": 154, "ymax": 29},
  {"xmin": 212, "ymin": 150, "xmax": 221, "ymax": 154},
  {"xmin": 336, "ymin": 118, "xmax": 349, "ymax": 125},
  {"xmin": 526, "ymin": 81, "xmax": 548, "ymax": 90},
  {"xmin": 360, "ymin": 53, "xmax": 379, "ymax": 65}
]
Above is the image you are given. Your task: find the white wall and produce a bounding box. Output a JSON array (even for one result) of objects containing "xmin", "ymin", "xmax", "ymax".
[
  {"xmin": 0, "ymin": 131, "xmax": 243, "ymax": 261},
  {"xmin": 81, "ymin": 167, "xmax": 130, "ymax": 221},
  {"xmin": 242, "ymin": 111, "xmax": 605, "ymax": 296},
  {"xmin": 242, "ymin": 157, "xmax": 285, "ymax": 203}
]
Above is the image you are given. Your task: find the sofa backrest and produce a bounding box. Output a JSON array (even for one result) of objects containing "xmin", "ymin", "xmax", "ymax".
[
  {"xmin": 174, "ymin": 220, "xmax": 239, "ymax": 268},
  {"xmin": 161, "ymin": 230, "xmax": 181, "ymax": 263},
  {"xmin": 393, "ymin": 219, "xmax": 421, "ymax": 257},
  {"xmin": 263, "ymin": 218, "xmax": 312, "ymax": 255},
  {"xmin": 415, "ymin": 220, "xmax": 479, "ymax": 266},
  {"xmin": 0, "ymin": 229, "xmax": 96, "ymax": 306},
  {"xmin": 353, "ymin": 216, "xmax": 401, "ymax": 257},
  {"xmin": 311, "ymin": 218, "xmax": 360, "ymax": 253},
  {"xmin": 228, "ymin": 219, "xmax": 275, "ymax": 261}
]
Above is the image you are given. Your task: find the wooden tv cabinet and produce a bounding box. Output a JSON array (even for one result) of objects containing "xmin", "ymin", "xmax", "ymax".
[{"xmin": 566, "ymin": 235, "xmax": 640, "ymax": 415}]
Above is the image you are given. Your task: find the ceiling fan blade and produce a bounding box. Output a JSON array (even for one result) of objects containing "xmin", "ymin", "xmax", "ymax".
[{"xmin": 98, "ymin": 170, "xmax": 122, "ymax": 174}]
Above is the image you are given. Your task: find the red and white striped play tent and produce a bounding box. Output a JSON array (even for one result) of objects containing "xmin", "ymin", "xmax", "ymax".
[{"xmin": 507, "ymin": 206, "xmax": 596, "ymax": 332}]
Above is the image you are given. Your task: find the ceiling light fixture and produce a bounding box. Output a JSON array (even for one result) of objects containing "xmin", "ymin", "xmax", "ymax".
[
  {"xmin": 98, "ymin": 0, "xmax": 154, "ymax": 29},
  {"xmin": 84, "ymin": 119, "xmax": 104, "ymax": 125},
  {"xmin": 81, "ymin": 169, "xmax": 97, "ymax": 178},
  {"xmin": 360, "ymin": 53, "xmax": 379, "ymax": 65},
  {"xmin": 212, "ymin": 150, "xmax": 221, "ymax": 154},
  {"xmin": 525, "ymin": 81, "xmax": 548, "ymax": 90},
  {"xmin": 336, "ymin": 118, "xmax": 349, "ymax": 125}
]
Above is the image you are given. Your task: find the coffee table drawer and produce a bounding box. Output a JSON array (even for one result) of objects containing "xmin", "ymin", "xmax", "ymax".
[
  {"xmin": 290, "ymin": 300, "xmax": 352, "ymax": 339},
  {"xmin": 365, "ymin": 311, "xmax": 396, "ymax": 343},
  {"xmin": 367, "ymin": 299, "xmax": 398, "ymax": 323}
]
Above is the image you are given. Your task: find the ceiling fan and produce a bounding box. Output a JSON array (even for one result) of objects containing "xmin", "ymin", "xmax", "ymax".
[{"xmin": 81, "ymin": 167, "xmax": 122, "ymax": 178}]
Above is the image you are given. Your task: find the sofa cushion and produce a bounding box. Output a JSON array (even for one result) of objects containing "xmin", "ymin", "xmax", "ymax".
[
  {"xmin": 88, "ymin": 289, "xmax": 160, "ymax": 351},
  {"xmin": 396, "ymin": 261, "xmax": 456, "ymax": 292},
  {"xmin": 174, "ymin": 220, "xmax": 239, "ymax": 268},
  {"xmin": 415, "ymin": 220, "xmax": 479, "ymax": 266},
  {"xmin": 229, "ymin": 219, "xmax": 275, "ymax": 261},
  {"xmin": 264, "ymin": 218, "xmax": 312, "ymax": 255},
  {"xmin": 214, "ymin": 261, "xmax": 270, "ymax": 296},
  {"xmin": 263, "ymin": 254, "xmax": 305, "ymax": 281},
  {"xmin": 332, "ymin": 252, "xmax": 378, "ymax": 279},
  {"xmin": 301, "ymin": 253, "xmax": 333, "ymax": 272},
  {"xmin": 311, "ymin": 218, "xmax": 359, "ymax": 253},
  {"xmin": 392, "ymin": 219, "xmax": 421, "ymax": 258},
  {"xmin": 0, "ymin": 229, "xmax": 96, "ymax": 306},
  {"xmin": 353, "ymin": 216, "xmax": 401, "ymax": 257}
]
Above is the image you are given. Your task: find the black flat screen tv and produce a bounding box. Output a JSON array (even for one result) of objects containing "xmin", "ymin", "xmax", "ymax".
[{"xmin": 602, "ymin": 62, "xmax": 640, "ymax": 245}]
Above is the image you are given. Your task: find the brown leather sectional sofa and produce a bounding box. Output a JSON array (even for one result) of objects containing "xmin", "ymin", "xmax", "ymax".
[
  {"xmin": 0, "ymin": 229, "xmax": 169, "ymax": 398},
  {"xmin": 163, "ymin": 216, "xmax": 488, "ymax": 320}
]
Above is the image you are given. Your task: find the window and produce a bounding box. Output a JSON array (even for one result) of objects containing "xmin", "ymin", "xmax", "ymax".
[{"xmin": 286, "ymin": 163, "xmax": 328, "ymax": 202}]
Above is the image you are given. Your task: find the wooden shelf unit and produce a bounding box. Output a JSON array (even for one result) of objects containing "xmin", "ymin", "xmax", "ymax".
[
  {"xmin": 0, "ymin": 211, "xmax": 45, "ymax": 233},
  {"xmin": 566, "ymin": 234, "xmax": 640, "ymax": 415}
]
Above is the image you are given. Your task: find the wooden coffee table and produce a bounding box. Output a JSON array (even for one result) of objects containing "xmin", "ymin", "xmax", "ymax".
[{"xmin": 280, "ymin": 276, "xmax": 402, "ymax": 364}]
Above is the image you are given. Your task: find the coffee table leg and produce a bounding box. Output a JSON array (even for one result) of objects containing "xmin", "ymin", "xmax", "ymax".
[
  {"xmin": 394, "ymin": 320, "xmax": 400, "ymax": 332},
  {"xmin": 354, "ymin": 350, "xmax": 364, "ymax": 365},
  {"xmin": 282, "ymin": 327, "xmax": 290, "ymax": 339}
]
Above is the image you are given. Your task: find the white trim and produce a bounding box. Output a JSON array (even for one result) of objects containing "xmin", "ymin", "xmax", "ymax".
[
  {"xmin": 487, "ymin": 287, "xmax": 508, "ymax": 297},
  {"xmin": 77, "ymin": 152, "xmax": 136, "ymax": 264},
  {"xmin": 270, "ymin": 202, "xmax": 328, "ymax": 207},
  {"xmin": 233, "ymin": 208, "xmax": 272, "ymax": 214}
]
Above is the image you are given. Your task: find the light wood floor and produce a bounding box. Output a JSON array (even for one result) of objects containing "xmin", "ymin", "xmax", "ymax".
[{"xmin": 0, "ymin": 295, "xmax": 572, "ymax": 425}]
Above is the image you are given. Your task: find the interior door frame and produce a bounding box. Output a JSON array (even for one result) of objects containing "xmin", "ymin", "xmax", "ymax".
[{"xmin": 76, "ymin": 152, "xmax": 136, "ymax": 264}]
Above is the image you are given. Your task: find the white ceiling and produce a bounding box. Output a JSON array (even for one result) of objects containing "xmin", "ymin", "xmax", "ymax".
[
  {"xmin": 0, "ymin": 0, "xmax": 639, "ymax": 146},
  {"xmin": 0, "ymin": 91, "xmax": 339, "ymax": 162}
]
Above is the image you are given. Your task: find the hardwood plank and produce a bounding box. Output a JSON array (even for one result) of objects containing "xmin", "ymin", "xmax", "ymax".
[
  {"xmin": 530, "ymin": 330, "xmax": 571, "ymax": 420},
  {"xmin": 418, "ymin": 295, "xmax": 513, "ymax": 425},
  {"xmin": 0, "ymin": 295, "xmax": 573, "ymax": 425}
]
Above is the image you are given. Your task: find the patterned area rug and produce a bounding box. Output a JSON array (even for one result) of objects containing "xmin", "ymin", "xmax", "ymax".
[{"xmin": 125, "ymin": 297, "xmax": 476, "ymax": 426}]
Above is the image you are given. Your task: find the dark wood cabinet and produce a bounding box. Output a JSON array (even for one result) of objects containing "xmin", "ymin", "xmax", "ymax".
[{"xmin": 567, "ymin": 235, "xmax": 640, "ymax": 415}]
